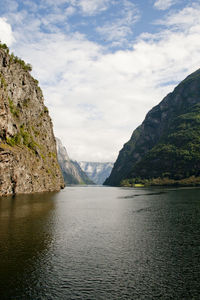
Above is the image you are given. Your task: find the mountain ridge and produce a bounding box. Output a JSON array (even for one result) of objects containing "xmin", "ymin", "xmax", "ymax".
[
  {"xmin": 79, "ymin": 161, "xmax": 113, "ymax": 184},
  {"xmin": 56, "ymin": 138, "xmax": 94, "ymax": 185},
  {"xmin": 104, "ymin": 68, "xmax": 200, "ymax": 186}
]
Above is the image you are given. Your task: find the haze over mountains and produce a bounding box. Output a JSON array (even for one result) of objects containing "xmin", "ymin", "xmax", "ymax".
[
  {"xmin": 56, "ymin": 138, "xmax": 113, "ymax": 185},
  {"xmin": 56, "ymin": 138, "xmax": 93, "ymax": 185},
  {"xmin": 79, "ymin": 162, "xmax": 113, "ymax": 185}
]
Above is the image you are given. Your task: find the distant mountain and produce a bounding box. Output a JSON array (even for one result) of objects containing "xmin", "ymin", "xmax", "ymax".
[
  {"xmin": 104, "ymin": 68, "xmax": 200, "ymax": 187},
  {"xmin": 56, "ymin": 138, "xmax": 93, "ymax": 185},
  {"xmin": 79, "ymin": 162, "xmax": 113, "ymax": 185}
]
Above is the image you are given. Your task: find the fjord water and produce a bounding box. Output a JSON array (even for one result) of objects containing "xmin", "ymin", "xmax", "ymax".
[{"xmin": 0, "ymin": 186, "xmax": 199, "ymax": 299}]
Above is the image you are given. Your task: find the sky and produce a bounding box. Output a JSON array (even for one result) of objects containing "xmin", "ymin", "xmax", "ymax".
[{"xmin": 0, "ymin": 0, "xmax": 200, "ymax": 162}]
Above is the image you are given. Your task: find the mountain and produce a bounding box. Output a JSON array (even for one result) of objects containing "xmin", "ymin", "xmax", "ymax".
[
  {"xmin": 0, "ymin": 43, "xmax": 64, "ymax": 196},
  {"xmin": 56, "ymin": 138, "xmax": 93, "ymax": 185},
  {"xmin": 104, "ymin": 68, "xmax": 200, "ymax": 187},
  {"xmin": 79, "ymin": 161, "xmax": 114, "ymax": 184}
]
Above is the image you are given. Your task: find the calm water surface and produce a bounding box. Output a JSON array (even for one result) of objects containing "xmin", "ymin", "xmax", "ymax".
[{"xmin": 0, "ymin": 186, "xmax": 199, "ymax": 299}]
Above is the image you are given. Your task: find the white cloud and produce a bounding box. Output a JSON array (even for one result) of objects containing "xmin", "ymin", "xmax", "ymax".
[
  {"xmin": 157, "ymin": 4, "xmax": 200, "ymax": 28},
  {"xmin": 2, "ymin": 3, "xmax": 200, "ymax": 162},
  {"xmin": 43, "ymin": 0, "xmax": 110, "ymax": 16},
  {"xmin": 154, "ymin": 0, "xmax": 177, "ymax": 10},
  {"xmin": 96, "ymin": 0, "xmax": 140, "ymax": 46},
  {"xmin": 65, "ymin": 6, "xmax": 76, "ymax": 16},
  {"xmin": 77, "ymin": 0, "xmax": 110, "ymax": 15},
  {"xmin": 40, "ymin": 0, "xmax": 69, "ymax": 6},
  {"xmin": 23, "ymin": 0, "xmax": 38, "ymax": 12},
  {"xmin": 0, "ymin": 18, "xmax": 15, "ymax": 46},
  {"xmin": 3, "ymin": 0, "xmax": 19, "ymax": 12}
]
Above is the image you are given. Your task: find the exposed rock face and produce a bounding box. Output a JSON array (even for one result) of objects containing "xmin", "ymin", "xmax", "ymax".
[
  {"xmin": 56, "ymin": 138, "xmax": 93, "ymax": 185},
  {"xmin": 79, "ymin": 161, "xmax": 113, "ymax": 185},
  {"xmin": 0, "ymin": 45, "xmax": 64, "ymax": 196},
  {"xmin": 104, "ymin": 68, "xmax": 200, "ymax": 186}
]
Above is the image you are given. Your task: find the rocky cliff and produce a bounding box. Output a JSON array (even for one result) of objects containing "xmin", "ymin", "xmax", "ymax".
[
  {"xmin": 79, "ymin": 161, "xmax": 113, "ymax": 185},
  {"xmin": 56, "ymin": 138, "xmax": 93, "ymax": 185},
  {"xmin": 104, "ymin": 68, "xmax": 200, "ymax": 186},
  {"xmin": 0, "ymin": 44, "xmax": 64, "ymax": 196}
]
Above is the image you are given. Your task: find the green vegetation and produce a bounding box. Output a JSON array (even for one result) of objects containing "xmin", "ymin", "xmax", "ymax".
[
  {"xmin": 6, "ymin": 125, "xmax": 37, "ymax": 152},
  {"xmin": 120, "ymin": 103, "xmax": 200, "ymax": 186},
  {"xmin": 48, "ymin": 152, "xmax": 56, "ymax": 159},
  {"xmin": 131, "ymin": 104, "xmax": 200, "ymax": 181},
  {"xmin": 8, "ymin": 97, "xmax": 20, "ymax": 118},
  {"xmin": 134, "ymin": 183, "xmax": 144, "ymax": 187},
  {"xmin": 6, "ymin": 133, "xmax": 21, "ymax": 146},
  {"xmin": 0, "ymin": 43, "xmax": 9, "ymax": 54},
  {"xmin": 0, "ymin": 42, "xmax": 32, "ymax": 72},
  {"xmin": 180, "ymin": 69, "xmax": 200, "ymax": 86},
  {"xmin": 36, "ymin": 85, "xmax": 42, "ymax": 94},
  {"xmin": 33, "ymin": 79, "xmax": 42, "ymax": 93},
  {"xmin": 121, "ymin": 176, "xmax": 200, "ymax": 187},
  {"xmin": 40, "ymin": 106, "xmax": 49, "ymax": 117},
  {"xmin": 0, "ymin": 74, "xmax": 7, "ymax": 90},
  {"xmin": 105, "ymin": 68, "xmax": 200, "ymax": 187},
  {"xmin": 20, "ymin": 125, "xmax": 36, "ymax": 149},
  {"xmin": 12, "ymin": 55, "xmax": 32, "ymax": 71},
  {"xmin": 31, "ymin": 126, "xmax": 40, "ymax": 137},
  {"xmin": 34, "ymin": 79, "xmax": 39, "ymax": 85},
  {"xmin": 44, "ymin": 106, "xmax": 49, "ymax": 113},
  {"xmin": 23, "ymin": 98, "xmax": 30, "ymax": 107}
]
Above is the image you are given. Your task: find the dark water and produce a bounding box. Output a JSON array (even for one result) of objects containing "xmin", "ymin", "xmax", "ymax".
[{"xmin": 0, "ymin": 186, "xmax": 200, "ymax": 299}]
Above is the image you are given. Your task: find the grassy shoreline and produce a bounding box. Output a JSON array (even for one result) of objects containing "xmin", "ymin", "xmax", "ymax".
[{"xmin": 120, "ymin": 176, "xmax": 200, "ymax": 187}]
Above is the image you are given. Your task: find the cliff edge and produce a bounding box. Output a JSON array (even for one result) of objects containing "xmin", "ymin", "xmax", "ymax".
[{"xmin": 0, "ymin": 44, "xmax": 64, "ymax": 196}]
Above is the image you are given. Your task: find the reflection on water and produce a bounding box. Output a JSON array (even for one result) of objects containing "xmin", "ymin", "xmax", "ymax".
[
  {"xmin": 0, "ymin": 186, "xmax": 200, "ymax": 299},
  {"xmin": 0, "ymin": 192, "xmax": 57, "ymax": 299}
]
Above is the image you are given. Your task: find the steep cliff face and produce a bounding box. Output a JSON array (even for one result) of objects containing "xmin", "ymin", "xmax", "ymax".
[
  {"xmin": 104, "ymin": 68, "xmax": 200, "ymax": 186},
  {"xmin": 79, "ymin": 161, "xmax": 113, "ymax": 184},
  {"xmin": 0, "ymin": 44, "xmax": 64, "ymax": 196},
  {"xmin": 56, "ymin": 138, "xmax": 93, "ymax": 185}
]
